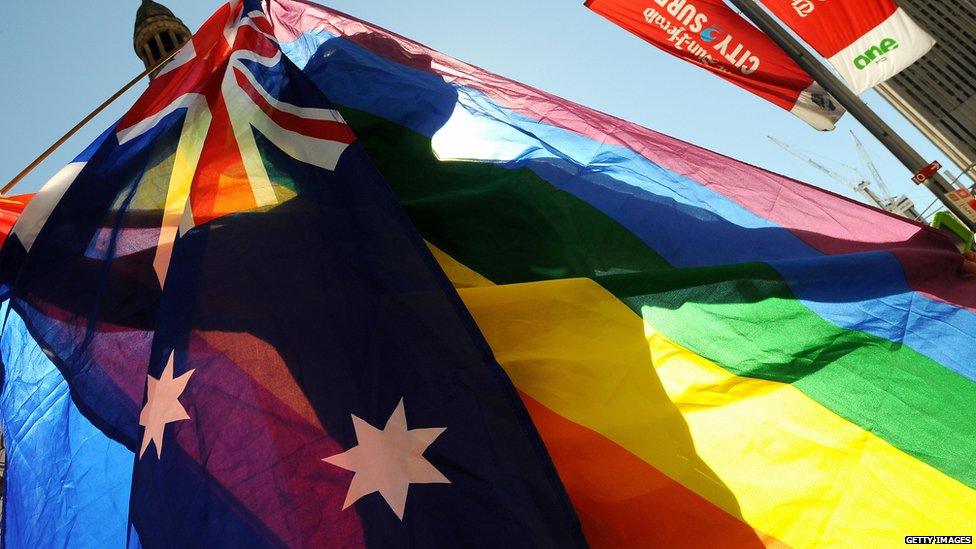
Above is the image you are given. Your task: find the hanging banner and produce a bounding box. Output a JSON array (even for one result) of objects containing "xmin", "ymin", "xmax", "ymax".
[
  {"xmin": 586, "ymin": 0, "xmax": 845, "ymax": 130},
  {"xmin": 945, "ymin": 188, "xmax": 976, "ymax": 225},
  {"xmin": 757, "ymin": 0, "xmax": 935, "ymax": 94}
]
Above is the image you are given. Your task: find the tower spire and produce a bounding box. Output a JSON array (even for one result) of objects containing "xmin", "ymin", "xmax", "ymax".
[{"xmin": 133, "ymin": 0, "xmax": 191, "ymax": 79}]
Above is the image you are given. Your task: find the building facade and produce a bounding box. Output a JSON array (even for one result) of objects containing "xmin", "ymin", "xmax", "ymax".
[{"xmin": 876, "ymin": 0, "xmax": 976, "ymax": 187}]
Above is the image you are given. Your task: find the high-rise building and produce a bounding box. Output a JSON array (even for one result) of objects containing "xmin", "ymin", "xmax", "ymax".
[
  {"xmin": 133, "ymin": 0, "xmax": 191, "ymax": 79},
  {"xmin": 875, "ymin": 0, "xmax": 976, "ymax": 187}
]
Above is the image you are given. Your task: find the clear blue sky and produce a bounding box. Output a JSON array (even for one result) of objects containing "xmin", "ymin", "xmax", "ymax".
[{"xmin": 0, "ymin": 0, "xmax": 956, "ymax": 219}]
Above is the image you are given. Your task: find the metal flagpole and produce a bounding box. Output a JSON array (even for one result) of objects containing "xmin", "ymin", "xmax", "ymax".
[
  {"xmin": 726, "ymin": 0, "xmax": 976, "ymax": 233},
  {"xmin": 0, "ymin": 45, "xmax": 184, "ymax": 196}
]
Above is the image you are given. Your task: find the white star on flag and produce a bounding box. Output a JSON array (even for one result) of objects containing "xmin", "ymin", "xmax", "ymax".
[
  {"xmin": 139, "ymin": 352, "xmax": 195, "ymax": 459},
  {"xmin": 324, "ymin": 399, "xmax": 450, "ymax": 519}
]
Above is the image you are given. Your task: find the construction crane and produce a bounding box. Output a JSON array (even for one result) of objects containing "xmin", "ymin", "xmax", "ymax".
[
  {"xmin": 768, "ymin": 135, "xmax": 922, "ymax": 220},
  {"xmin": 848, "ymin": 131, "xmax": 922, "ymax": 220}
]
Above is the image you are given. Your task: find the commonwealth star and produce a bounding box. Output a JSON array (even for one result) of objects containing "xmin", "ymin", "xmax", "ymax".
[{"xmin": 324, "ymin": 399, "xmax": 450, "ymax": 519}]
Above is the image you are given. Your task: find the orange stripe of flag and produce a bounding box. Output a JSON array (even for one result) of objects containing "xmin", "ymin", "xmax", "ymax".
[{"xmin": 519, "ymin": 392, "xmax": 784, "ymax": 548}]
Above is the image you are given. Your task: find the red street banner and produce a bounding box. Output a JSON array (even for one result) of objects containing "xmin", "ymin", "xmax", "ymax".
[
  {"xmin": 757, "ymin": 0, "xmax": 934, "ymax": 94},
  {"xmin": 586, "ymin": 0, "xmax": 845, "ymax": 130}
]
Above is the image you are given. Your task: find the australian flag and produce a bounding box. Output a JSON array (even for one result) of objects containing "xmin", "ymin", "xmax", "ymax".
[{"xmin": 0, "ymin": 1, "xmax": 583, "ymax": 546}]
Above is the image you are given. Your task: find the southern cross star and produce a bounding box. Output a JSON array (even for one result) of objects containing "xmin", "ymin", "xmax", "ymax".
[
  {"xmin": 324, "ymin": 399, "xmax": 450, "ymax": 519},
  {"xmin": 139, "ymin": 352, "xmax": 195, "ymax": 459}
]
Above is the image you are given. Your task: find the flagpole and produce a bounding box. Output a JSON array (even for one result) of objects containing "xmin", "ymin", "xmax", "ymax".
[
  {"xmin": 0, "ymin": 46, "xmax": 183, "ymax": 197},
  {"xmin": 726, "ymin": 0, "xmax": 976, "ymax": 233}
]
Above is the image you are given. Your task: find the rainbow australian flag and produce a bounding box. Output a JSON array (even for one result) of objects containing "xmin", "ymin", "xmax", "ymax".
[{"xmin": 1, "ymin": 0, "xmax": 974, "ymax": 547}]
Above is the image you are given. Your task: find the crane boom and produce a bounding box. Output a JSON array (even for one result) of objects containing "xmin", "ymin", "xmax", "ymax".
[
  {"xmin": 767, "ymin": 136, "xmax": 850, "ymax": 184},
  {"xmin": 767, "ymin": 136, "xmax": 888, "ymax": 210},
  {"xmin": 850, "ymin": 131, "xmax": 895, "ymax": 201}
]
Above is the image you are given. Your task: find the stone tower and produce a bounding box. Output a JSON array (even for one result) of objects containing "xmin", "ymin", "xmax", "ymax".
[{"xmin": 133, "ymin": 0, "xmax": 191, "ymax": 79}]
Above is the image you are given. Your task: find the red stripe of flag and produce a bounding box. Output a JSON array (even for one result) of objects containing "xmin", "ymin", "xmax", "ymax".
[{"xmin": 234, "ymin": 67, "xmax": 356, "ymax": 144}]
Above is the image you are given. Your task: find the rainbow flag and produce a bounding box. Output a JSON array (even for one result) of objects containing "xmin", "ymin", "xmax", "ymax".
[
  {"xmin": 1, "ymin": 0, "xmax": 974, "ymax": 547},
  {"xmin": 270, "ymin": 1, "xmax": 976, "ymax": 545}
]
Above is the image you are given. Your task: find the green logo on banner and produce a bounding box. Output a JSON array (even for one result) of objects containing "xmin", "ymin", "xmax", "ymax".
[{"xmin": 853, "ymin": 38, "xmax": 899, "ymax": 70}]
